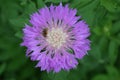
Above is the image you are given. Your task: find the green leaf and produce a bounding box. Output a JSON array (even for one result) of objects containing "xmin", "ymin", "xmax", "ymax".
[
  {"xmin": 45, "ymin": 0, "xmax": 68, "ymax": 3},
  {"xmin": 48, "ymin": 70, "xmax": 69, "ymax": 80},
  {"xmin": 0, "ymin": 63, "xmax": 6, "ymax": 75},
  {"xmin": 0, "ymin": 52, "xmax": 16, "ymax": 62},
  {"xmin": 108, "ymin": 41, "xmax": 118, "ymax": 65},
  {"xmin": 9, "ymin": 18, "xmax": 28, "ymax": 31},
  {"xmin": 106, "ymin": 66, "xmax": 120, "ymax": 80},
  {"xmin": 19, "ymin": 65, "xmax": 35, "ymax": 80},
  {"xmin": 67, "ymin": 68, "xmax": 85, "ymax": 80},
  {"xmin": 37, "ymin": 0, "xmax": 45, "ymax": 8},
  {"xmin": 15, "ymin": 31, "xmax": 23, "ymax": 38},
  {"xmin": 112, "ymin": 20, "xmax": 120, "ymax": 34},
  {"xmin": 103, "ymin": 20, "xmax": 112, "ymax": 37},
  {"xmin": 0, "ymin": 44, "xmax": 20, "ymax": 61},
  {"xmin": 93, "ymin": 26, "xmax": 103, "ymax": 36},
  {"xmin": 98, "ymin": 37, "xmax": 109, "ymax": 55},
  {"xmin": 53, "ymin": 71, "xmax": 69, "ymax": 80},
  {"xmin": 77, "ymin": 0, "xmax": 99, "ymax": 26},
  {"xmin": 40, "ymin": 72, "xmax": 51, "ymax": 80},
  {"xmin": 70, "ymin": 0, "xmax": 92, "ymax": 8},
  {"xmin": 6, "ymin": 54, "xmax": 27, "ymax": 71},
  {"xmin": 89, "ymin": 45, "xmax": 102, "ymax": 61},
  {"xmin": 41, "ymin": 71, "xmax": 53, "ymax": 80},
  {"xmin": 92, "ymin": 74, "xmax": 108, "ymax": 80},
  {"xmin": 0, "ymin": 1, "xmax": 21, "ymax": 19},
  {"xmin": 20, "ymin": 0, "xmax": 27, "ymax": 6},
  {"xmin": 100, "ymin": 0, "xmax": 117, "ymax": 12},
  {"xmin": 24, "ymin": 1, "xmax": 37, "ymax": 15}
]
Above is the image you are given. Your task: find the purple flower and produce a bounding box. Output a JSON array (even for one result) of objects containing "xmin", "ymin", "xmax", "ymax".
[{"xmin": 21, "ymin": 3, "xmax": 90, "ymax": 72}]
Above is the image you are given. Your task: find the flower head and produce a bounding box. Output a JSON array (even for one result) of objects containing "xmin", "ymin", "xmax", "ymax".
[{"xmin": 21, "ymin": 3, "xmax": 90, "ymax": 72}]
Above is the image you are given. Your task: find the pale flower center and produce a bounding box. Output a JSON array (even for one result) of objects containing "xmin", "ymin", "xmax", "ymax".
[{"xmin": 46, "ymin": 27, "xmax": 68, "ymax": 49}]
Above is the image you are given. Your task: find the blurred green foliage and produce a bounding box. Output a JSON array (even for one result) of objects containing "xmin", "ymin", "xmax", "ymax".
[{"xmin": 0, "ymin": 0, "xmax": 120, "ymax": 80}]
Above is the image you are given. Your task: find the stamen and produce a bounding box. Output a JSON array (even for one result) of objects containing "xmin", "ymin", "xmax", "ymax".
[{"xmin": 46, "ymin": 27, "xmax": 68, "ymax": 49}]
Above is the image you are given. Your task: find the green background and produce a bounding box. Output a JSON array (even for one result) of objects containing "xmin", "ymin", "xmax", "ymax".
[{"xmin": 0, "ymin": 0, "xmax": 120, "ymax": 80}]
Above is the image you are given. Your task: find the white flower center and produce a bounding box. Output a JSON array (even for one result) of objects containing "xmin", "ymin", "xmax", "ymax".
[{"xmin": 46, "ymin": 27, "xmax": 68, "ymax": 49}]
